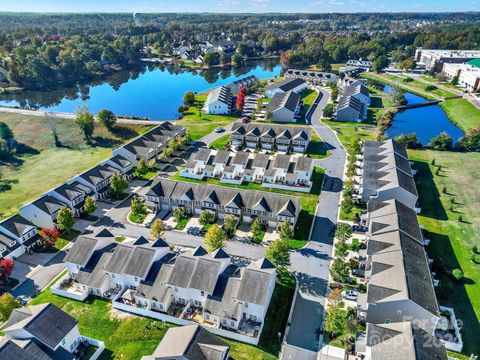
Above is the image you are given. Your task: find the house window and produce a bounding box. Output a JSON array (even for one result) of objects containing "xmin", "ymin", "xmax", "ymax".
[
  {"xmin": 201, "ymin": 291, "xmax": 205, "ymax": 297},
  {"xmin": 175, "ymin": 287, "xmax": 178, "ymax": 292},
  {"xmin": 62, "ymin": 339, "xmax": 66, "ymax": 346},
  {"xmin": 245, "ymin": 302, "xmax": 248, "ymax": 308},
  {"xmin": 231, "ymin": 320, "xmax": 235, "ymax": 327},
  {"xmin": 111, "ymin": 274, "xmax": 115, "ymax": 279},
  {"xmin": 385, "ymin": 319, "xmax": 391, "ymax": 324}
]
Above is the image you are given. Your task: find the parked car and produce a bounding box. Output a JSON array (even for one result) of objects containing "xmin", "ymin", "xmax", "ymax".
[
  {"xmin": 341, "ymin": 290, "xmax": 359, "ymax": 301},
  {"xmin": 352, "ymin": 225, "xmax": 368, "ymax": 232},
  {"xmin": 241, "ymin": 117, "xmax": 250, "ymax": 123},
  {"xmin": 215, "ymin": 127, "xmax": 224, "ymax": 133}
]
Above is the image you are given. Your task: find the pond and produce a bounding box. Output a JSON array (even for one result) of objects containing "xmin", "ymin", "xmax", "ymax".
[
  {"xmin": 0, "ymin": 59, "xmax": 281, "ymax": 120},
  {"xmin": 382, "ymin": 85, "xmax": 464, "ymax": 145}
]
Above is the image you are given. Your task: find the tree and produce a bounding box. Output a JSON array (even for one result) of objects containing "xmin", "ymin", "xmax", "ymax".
[
  {"xmin": 136, "ymin": 158, "xmax": 148, "ymax": 176},
  {"xmin": 278, "ymin": 221, "xmax": 294, "ymax": 242},
  {"xmin": 223, "ymin": 215, "xmax": 237, "ymax": 238},
  {"xmin": 203, "ymin": 51, "xmax": 220, "ymax": 67},
  {"xmin": 46, "ymin": 112, "xmax": 60, "ymax": 147},
  {"xmin": 57, "ymin": 207, "xmax": 74, "ymax": 233},
  {"xmin": 199, "ymin": 211, "xmax": 214, "ymax": 227},
  {"xmin": 372, "ymin": 55, "xmax": 389, "ymax": 72},
  {"xmin": 0, "ymin": 293, "xmax": 20, "ymax": 321},
  {"xmin": 323, "ymin": 103, "xmax": 336, "ymax": 118},
  {"xmin": 110, "ymin": 173, "xmax": 128, "ymax": 199},
  {"xmin": 335, "ymin": 223, "xmax": 352, "ymax": 242},
  {"xmin": 204, "ymin": 224, "xmax": 227, "ymax": 252},
  {"xmin": 0, "ymin": 122, "xmax": 14, "ymax": 144},
  {"xmin": 39, "ymin": 227, "xmax": 60, "ymax": 247},
  {"xmin": 450, "ymin": 76, "xmax": 459, "ymax": 86},
  {"xmin": 0, "ymin": 122, "xmax": 15, "ymax": 153},
  {"xmin": 232, "ymin": 53, "xmax": 244, "ymax": 67},
  {"xmin": 391, "ymin": 84, "xmax": 406, "ymax": 105},
  {"xmin": 0, "ymin": 258, "xmax": 14, "ymax": 280},
  {"xmin": 265, "ymin": 109, "xmax": 273, "ymax": 121},
  {"xmin": 328, "ymin": 288, "xmax": 344, "ymax": 307},
  {"xmin": 335, "ymin": 240, "xmax": 349, "ymax": 258},
  {"xmin": 429, "ymin": 132, "xmax": 453, "ymax": 151},
  {"xmin": 324, "ymin": 305, "xmax": 346, "ymax": 337},
  {"xmin": 148, "ymin": 158, "xmax": 156, "ymax": 169},
  {"xmin": 150, "ymin": 219, "xmax": 166, "ymax": 239},
  {"xmin": 183, "ymin": 92, "xmax": 195, "ymax": 107},
  {"xmin": 398, "ymin": 58, "xmax": 416, "ymax": 71},
  {"xmin": 330, "ymin": 83, "xmax": 339, "ymax": 101},
  {"xmin": 75, "ymin": 105, "xmax": 95, "ymax": 145},
  {"xmin": 83, "ymin": 196, "xmax": 97, "ymax": 214},
  {"xmin": 265, "ymin": 239, "xmax": 291, "ymax": 268},
  {"xmin": 452, "ymin": 268, "xmax": 463, "ymax": 281},
  {"xmin": 97, "ymin": 109, "xmax": 116, "ymax": 131},
  {"xmin": 173, "ymin": 207, "xmax": 186, "ymax": 222},
  {"xmin": 251, "ymin": 218, "xmax": 264, "ymax": 242},
  {"xmin": 330, "ymin": 258, "xmax": 349, "ymax": 283},
  {"xmin": 131, "ymin": 196, "xmax": 147, "ymax": 217},
  {"xmin": 316, "ymin": 58, "xmax": 332, "ymax": 72},
  {"xmin": 395, "ymin": 133, "xmax": 420, "ymax": 149},
  {"xmin": 457, "ymin": 127, "xmax": 480, "ymax": 152}
]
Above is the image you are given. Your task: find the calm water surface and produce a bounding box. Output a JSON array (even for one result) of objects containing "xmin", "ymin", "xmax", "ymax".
[
  {"xmin": 0, "ymin": 60, "xmax": 281, "ymax": 120},
  {"xmin": 383, "ymin": 85, "xmax": 464, "ymax": 145}
]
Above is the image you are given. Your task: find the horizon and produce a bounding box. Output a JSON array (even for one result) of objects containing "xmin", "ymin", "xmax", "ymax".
[{"xmin": 0, "ymin": 0, "xmax": 479, "ymax": 14}]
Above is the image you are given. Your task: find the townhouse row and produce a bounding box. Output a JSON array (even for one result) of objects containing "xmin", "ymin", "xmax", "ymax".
[
  {"xmin": 230, "ymin": 123, "xmax": 311, "ymax": 153},
  {"xmin": 0, "ymin": 122, "xmax": 186, "ymax": 260},
  {"xmin": 141, "ymin": 178, "xmax": 301, "ymax": 228},
  {"xmin": 355, "ymin": 140, "xmax": 448, "ymax": 360},
  {"xmin": 336, "ymin": 79, "xmax": 370, "ymax": 123},
  {"xmin": 180, "ymin": 148, "xmax": 313, "ymax": 191},
  {"xmin": 60, "ymin": 229, "xmax": 276, "ymax": 340}
]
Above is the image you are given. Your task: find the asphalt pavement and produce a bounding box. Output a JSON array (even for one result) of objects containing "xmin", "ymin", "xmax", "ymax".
[{"xmin": 282, "ymin": 88, "xmax": 346, "ymax": 359}]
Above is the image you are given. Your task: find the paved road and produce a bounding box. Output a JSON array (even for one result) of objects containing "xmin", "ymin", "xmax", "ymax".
[
  {"xmin": 93, "ymin": 196, "xmax": 266, "ymax": 260},
  {"xmin": 282, "ymin": 88, "xmax": 346, "ymax": 359}
]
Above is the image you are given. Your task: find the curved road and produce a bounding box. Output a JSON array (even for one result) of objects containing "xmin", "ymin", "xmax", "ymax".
[{"xmin": 282, "ymin": 88, "xmax": 346, "ymax": 359}]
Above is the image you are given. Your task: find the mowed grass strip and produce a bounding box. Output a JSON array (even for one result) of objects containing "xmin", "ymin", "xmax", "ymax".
[{"xmin": 408, "ymin": 149, "xmax": 480, "ymax": 356}]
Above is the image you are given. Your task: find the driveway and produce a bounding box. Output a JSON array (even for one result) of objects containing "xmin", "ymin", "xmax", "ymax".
[
  {"xmin": 283, "ymin": 88, "xmax": 347, "ymax": 358},
  {"xmin": 184, "ymin": 215, "xmax": 202, "ymax": 234}
]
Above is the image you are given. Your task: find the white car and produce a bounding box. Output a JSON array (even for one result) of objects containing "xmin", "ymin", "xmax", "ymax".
[
  {"xmin": 341, "ymin": 290, "xmax": 358, "ymax": 301},
  {"xmin": 214, "ymin": 127, "xmax": 224, "ymax": 133}
]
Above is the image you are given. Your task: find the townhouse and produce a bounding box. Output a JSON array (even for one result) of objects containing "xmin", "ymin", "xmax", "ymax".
[
  {"xmin": 359, "ymin": 139, "xmax": 418, "ymax": 210},
  {"xmin": 141, "ymin": 325, "xmax": 229, "ymax": 360},
  {"xmin": 339, "ymin": 76, "xmax": 363, "ymax": 90},
  {"xmin": 336, "ymin": 82, "xmax": 370, "ymax": 123},
  {"xmin": 49, "ymin": 181, "xmax": 93, "ymax": 217},
  {"xmin": 203, "ymin": 86, "xmax": 232, "ymax": 115},
  {"xmin": 230, "ymin": 123, "xmax": 311, "ymax": 153},
  {"xmin": 226, "ymin": 75, "xmax": 258, "ymax": 95},
  {"xmin": 264, "ymin": 77, "xmax": 307, "ymax": 98},
  {"xmin": 345, "ymin": 58, "xmax": 372, "ymax": 71},
  {"xmin": 0, "ymin": 214, "xmax": 40, "ymax": 259},
  {"xmin": 363, "ymin": 322, "xmax": 447, "ymax": 360},
  {"xmin": 19, "ymin": 194, "xmax": 66, "ymax": 229},
  {"xmin": 181, "ymin": 149, "xmax": 313, "ymax": 191},
  {"xmin": 266, "ymin": 91, "xmax": 301, "ymax": 123},
  {"xmin": 142, "ymin": 179, "xmax": 301, "ymax": 228},
  {"xmin": 1, "ymin": 303, "xmax": 90, "ymax": 359},
  {"xmin": 74, "ymin": 163, "xmax": 121, "ymax": 200},
  {"xmin": 113, "ymin": 122, "xmax": 186, "ymax": 163},
  {"xmin": 355, "ymin": 139, "xmax": 448, "ymax": 359},
  {"xmin": 106, "ymin": 154, "xmax": 136, "ymax": 180},
  {"xmin": 284, "ymin": 68, "xmax": 337, "ymax": 85}
]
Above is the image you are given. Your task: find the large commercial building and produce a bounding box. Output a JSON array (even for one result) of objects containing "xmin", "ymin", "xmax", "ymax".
[
  {"xmin": 442, "ymin": 61, "xmax": 480, "ymax": 92},
  {"xmin": 415, "ymin": 48, "xmax": 480, "ymax": 71}
]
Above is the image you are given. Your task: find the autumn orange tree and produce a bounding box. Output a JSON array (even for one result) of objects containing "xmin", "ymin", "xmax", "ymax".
[{"xmin": 40, "ymin": 227, "xmax": 61, "ymax": 247}]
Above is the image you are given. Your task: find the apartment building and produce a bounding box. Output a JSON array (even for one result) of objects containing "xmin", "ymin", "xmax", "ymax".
[
  {"xmin": 415, "ymin": 48, "xmax": 480, "ymax": 71},
  {"xmin": 442, "ymin": 61, "xmax": 480, "ymax": 92},
  {"xmin": 142, "ymin": 179, "xmax": 301, "ymax": 228},
  {"xmin": 230, "ymin": 123, "xmax": 311, "ymax": 153}
]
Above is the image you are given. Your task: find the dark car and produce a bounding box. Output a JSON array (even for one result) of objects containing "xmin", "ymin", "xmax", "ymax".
[{"xmin": 352, "ymin": 225, "xmax": 368, "ymax": 232}]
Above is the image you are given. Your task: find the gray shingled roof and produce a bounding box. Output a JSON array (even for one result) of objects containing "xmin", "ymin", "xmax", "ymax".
[
  {"xmin": 265, "ymin": 77, "xmax": 305, "ymax": 92},
  {"xmin": 104, "ymin": 244, "xmax": 156, "ymax": 278},
  {"xmin": 0, "ymin": 214, "xmax": 36, "ymax": 238},
  {"xmin": 266, "ymin": 91, "xmax": 300, "ymax": 112},
  {"xmin": 64, "ymin": 236, "xmax": 99, "ymax": 266}
]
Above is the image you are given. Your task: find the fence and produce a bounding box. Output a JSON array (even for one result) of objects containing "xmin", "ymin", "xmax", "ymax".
[
  {"xmin": 112, "ymin": 299, "xmax": 259, "ymax": 345},
  {"xmin": 262, "ymin": 182, "xmax": 312, "ymax": 193},
  {"xmin": 81, "ymin": 336, "xmax": 105, "ymax": 360},
  {"xmin": 51, "ymin": 274, "xmax": 89, "ymax": 301}
]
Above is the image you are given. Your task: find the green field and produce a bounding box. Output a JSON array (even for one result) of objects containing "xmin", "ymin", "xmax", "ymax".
[
  {"xmin": 299, "ymin": 88, "xmax": 318, "ymax": 120},
  {"xmin": 307, "ymin": 131, "xmax": 330, "ymax": 159},
  {"xmin": 0, "ymin": 113, "xmax": 150, "ymax": 219},
  {"xmin": 176, "ymin": 94, "xmax": 240, "ymax": 140},
  {"xmin": 322, "ymin": 119, "xmax": 378, "ymax": 150},
  {"xmin": 210, "ymin": 133, "xmax": 231, "ymax": 150},
  {"xmin": 408, "ymin": 149, "xmax": 479, "ymax": 356},
  {"xmin": 440, "ymin": 98, "xmax": 480, "ymax": 132}
]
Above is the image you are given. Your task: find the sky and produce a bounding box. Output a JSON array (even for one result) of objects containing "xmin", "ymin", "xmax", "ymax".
[{"xmin": 0, "ymin": 0, "xmax": 479, "ymax": 13}]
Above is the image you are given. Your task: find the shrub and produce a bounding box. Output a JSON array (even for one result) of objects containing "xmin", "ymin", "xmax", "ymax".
[
  {"xmin": 472, "ymin": 245, "xmax": 479, "ymax": 254},
  {"xmin": 471, "ymin": 254, "xmax": 480, "ymax": 264},
  {"xmin": 425, "ymin": 85, "xmax": 437, "ymax": 91},
  {"xmin": 452, "ymin": 268, "xmax": 463, "ymax": 281}
]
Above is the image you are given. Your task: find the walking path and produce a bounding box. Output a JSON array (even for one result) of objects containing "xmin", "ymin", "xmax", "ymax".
[{"xmin": 282, "ymin": 88, "xmax": 346, "ymax": 359}]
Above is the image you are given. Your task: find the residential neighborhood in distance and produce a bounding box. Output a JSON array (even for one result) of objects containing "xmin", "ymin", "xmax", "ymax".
[{"xmin": 0, "ymin": 4, "xmax": 479, "ymax": 360}]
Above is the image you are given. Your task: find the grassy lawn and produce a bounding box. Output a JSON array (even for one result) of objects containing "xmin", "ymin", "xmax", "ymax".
[
  {"xmin": 174, "ymin": 216, "xmax": 190, "ymax": 230},
  {"xmin": 440, "ymin": 98, "xmax": 480, "ymax": 132},
  {"xmin": 322, "ymin": 119, "xmax": 378, "ymax": 150},
  {"xmin": 307, "ymin": 131, "xmax": 330, "ymax": 159},
  {"xmin": 0, "ymin": 113, "xmax": 150, "ymax": 219},
  {"xmin": 176, "ymin": 94, "xmax": 240, "ymax": 140},
  {"xmin": 54, "ymin": 229, "xmax": 81, "ymax": 250},
  {"xmin": 408, "ymin": 149, "xmax": 479, "ymax": 356},
  {"xmin": 172, "ymin": 167, "xmax": 325, "ymax": 244},
  {"xmin": 137, "ymin": 169, "xmax": 159, "ymax": 180},
  {"xmin": 128, "ymin": 212, "xmax": 146, "ymax": 224},
  {"xmin": 299, "ymin": 88, "xmax": 318, "ymax": 120},
  {"xmin": 210, "ymin": 133, "xmax": 231, "ymax": 150}
]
